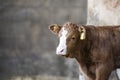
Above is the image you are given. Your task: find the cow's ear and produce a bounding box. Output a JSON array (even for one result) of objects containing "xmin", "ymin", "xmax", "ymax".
[
  {"xmin": 49, "ymin": 24, "xmax": 61, "ymax": 35},
  {"xmin": 78, "ymin": 25, "xmax": 86, "ymax": 40}
]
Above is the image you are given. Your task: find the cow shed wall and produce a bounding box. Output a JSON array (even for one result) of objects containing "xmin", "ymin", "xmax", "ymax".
[
  {"xmin": 87, "ymin": 0, "xmax": 120, "ymax": 80},
  {"xmin": 88, "ymin": 0, "xmax": 120, "ymax": 25}
]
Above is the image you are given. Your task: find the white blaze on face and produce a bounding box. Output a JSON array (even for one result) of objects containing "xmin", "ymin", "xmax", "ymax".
[{"xmin": 56, "ymin": 27, "xmax": 68, "ymax": 55}]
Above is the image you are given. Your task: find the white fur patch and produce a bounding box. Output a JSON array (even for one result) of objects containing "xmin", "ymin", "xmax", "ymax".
[{"xmin": 56, "ymin": 27, "xmax": 68, "ymax": 55}]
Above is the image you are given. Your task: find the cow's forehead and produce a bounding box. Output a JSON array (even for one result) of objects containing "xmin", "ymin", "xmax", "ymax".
[
  {"xmin": 62, "ymin": 22, "xmax": 78, "ymax": 31},
  {"xmin": 59, "ymin": 22, "xmax": 78, "ymax": 36}
]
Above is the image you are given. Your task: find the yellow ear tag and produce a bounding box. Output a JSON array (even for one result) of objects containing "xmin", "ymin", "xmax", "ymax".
[
  {"xmin": 80, "ymin": 27, "xmax": 86, "ymax": 40},
  {"xmin": 80, "ymin": 30, "xmax": 86, "ymax": 40}
]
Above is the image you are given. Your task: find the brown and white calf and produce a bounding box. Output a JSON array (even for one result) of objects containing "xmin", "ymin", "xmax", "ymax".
[{"xmin": 49, "ymin": 22, "xmax": 120, "ymax": 80}]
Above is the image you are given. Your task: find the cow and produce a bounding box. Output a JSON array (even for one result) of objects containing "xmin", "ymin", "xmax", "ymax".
[{"xmin": 49, "ymin": 22, "xmax": 120, "ymax": 80}]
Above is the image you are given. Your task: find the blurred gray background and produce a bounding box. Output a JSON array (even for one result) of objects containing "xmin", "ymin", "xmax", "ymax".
[{"xmin": 0, "ymin": 0, "xmax": 87, "ymax": 80}]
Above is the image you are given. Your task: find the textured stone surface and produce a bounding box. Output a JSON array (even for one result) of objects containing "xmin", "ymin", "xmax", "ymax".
[{"xmin": 88, "ymin": 0, "xmax": 120, "ymax": 25}]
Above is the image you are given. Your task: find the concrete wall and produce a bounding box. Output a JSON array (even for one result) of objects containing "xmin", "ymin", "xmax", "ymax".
[
  {"xmin": 88, "ymin": 0, "xmax": 120, "ymax": 25},
  {"xmin": 0, "ymin": 0, "xmax": 87, "ymax": 80},
  {"xmin": 87, "ymin": 0, "xmax": 120, "ymax": 80}
]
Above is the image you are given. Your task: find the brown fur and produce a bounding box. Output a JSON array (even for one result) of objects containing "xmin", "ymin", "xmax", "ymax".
[{"xmin": 49, "ymin": 22, "xmax": 120, "ymax": 80}]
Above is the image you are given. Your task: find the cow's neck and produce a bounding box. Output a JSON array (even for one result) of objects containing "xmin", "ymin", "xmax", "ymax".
[
  {"xmin": 75, "ymin": 43, "xmax": 91, "ymax": 66},
  {"xmin": 75, "ymin": 26, "xmax": 94, "ymax": 66}
]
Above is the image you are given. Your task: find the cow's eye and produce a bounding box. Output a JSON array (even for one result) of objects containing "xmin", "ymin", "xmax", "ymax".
[{"xmin": 71, "ymin": 37, "xmax": 76, "ymax": 40}]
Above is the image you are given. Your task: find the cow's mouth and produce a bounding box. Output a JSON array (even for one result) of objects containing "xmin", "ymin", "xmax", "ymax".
[
  {"xmin": 62, "ymin": 53, "xmax": 74, "ymax": 58},
  {"xmin": 62, "ymin": 54, "xmax": 69, "ymax": 57},
  {"xmin": 59, "ymin": 52, "xmax": 69, "ymax": 57}
]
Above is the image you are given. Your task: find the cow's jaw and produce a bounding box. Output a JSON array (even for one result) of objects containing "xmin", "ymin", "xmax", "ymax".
[{"xmin": 56, "ymin": 27, "xmax": 68, "ymax": 56}]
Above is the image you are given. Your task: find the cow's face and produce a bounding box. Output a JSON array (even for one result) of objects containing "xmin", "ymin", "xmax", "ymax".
[{"xmin": 49, "ymin": 22, "xmax": 86, "ymax": 58}]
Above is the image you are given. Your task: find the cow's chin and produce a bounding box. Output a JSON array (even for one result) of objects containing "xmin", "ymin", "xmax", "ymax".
[{"xmin": 62, "ymin": 53, "xmax": 74, "ymax": 58}]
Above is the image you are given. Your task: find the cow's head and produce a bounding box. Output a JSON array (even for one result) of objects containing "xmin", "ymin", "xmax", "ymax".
[{"xmin": 49, "ymin": 22, "xmax": 86, "ymax": 58}]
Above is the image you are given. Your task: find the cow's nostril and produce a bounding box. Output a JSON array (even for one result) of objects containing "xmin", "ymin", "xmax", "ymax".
[{"xmin": 60, "ymin": 49, "xmax": 64, "ymax": 53}]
